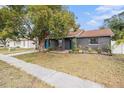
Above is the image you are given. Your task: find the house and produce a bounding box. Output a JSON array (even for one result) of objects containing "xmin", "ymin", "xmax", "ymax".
[
  {"xmin": 8, "ymin": 39, "xmax": 35, "ymax": 48},
  {"xmin": 44, "ymin": 29, "xmax": 114, "ymax": 51}
]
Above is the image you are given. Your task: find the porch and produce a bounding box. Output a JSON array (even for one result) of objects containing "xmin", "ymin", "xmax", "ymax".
[{"xmin": 44, "ymin": 38, "xmax": 77, "ymax": 50}]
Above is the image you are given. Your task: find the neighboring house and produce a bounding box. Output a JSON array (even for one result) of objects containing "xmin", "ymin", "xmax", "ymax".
[
  {"xmin": 44, "ymin": 29, "xmax": 114, "ymax": 50},
  {"xmin": 8, "ymin": 39, "xmax": 35, "ymax": 48}
]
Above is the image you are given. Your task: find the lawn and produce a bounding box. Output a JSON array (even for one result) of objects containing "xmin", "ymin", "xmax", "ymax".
[
  {"xmin": 0, "ymin": 48, "xmax": 33, "ymax": 54},
  {"xmin": 16, "ymin": 52, "xmax": 124, "ymax": 88},
  {"xmin": 0, "ymin": 61, "xmax": 52, "ymax": 88}
]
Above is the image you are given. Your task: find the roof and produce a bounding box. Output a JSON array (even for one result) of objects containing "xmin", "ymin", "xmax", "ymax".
[
  {"xmin": 67, "ymin": 29, "xmax": 83, "ymax": 37},
  {"xmin": 67, "ymin": 29, "xmax": 114, "ymax": 38}
]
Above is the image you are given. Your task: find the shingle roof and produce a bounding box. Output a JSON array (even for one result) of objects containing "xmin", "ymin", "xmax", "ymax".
[
  {"xmin": 67, "ymin": 29, "xmax": 83, "ymax": 37},
  {"xmin": 67, "ymin": 29, "xmax": 114, "ymax": 37}
]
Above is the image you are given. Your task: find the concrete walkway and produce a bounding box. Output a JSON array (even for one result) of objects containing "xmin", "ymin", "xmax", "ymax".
[
  {"xmin": 7, "ymin": 50, "xmax": 38, "ymax": 56},
  {"xmin": 0, "ymin": 54, "xmax": 105, "ymax": 88}
]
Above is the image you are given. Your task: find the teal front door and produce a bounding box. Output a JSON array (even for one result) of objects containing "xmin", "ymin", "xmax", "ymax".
[{"xmin": 45, "ymin": 39, "xmax": 49, "ymax": 48}]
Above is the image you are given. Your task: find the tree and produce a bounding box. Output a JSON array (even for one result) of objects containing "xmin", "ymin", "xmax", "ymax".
[
  {"xmin": 0, "ymin": 29, "xmax": 11, "ymax": 47},
  {"xmin": 6, "ymin": 5, "xmax": 28, "ymax": 39},
  {"xmin": 104, "ymin": 13, "xmax": 124, "ymax": 42},
  {"xmin": 28, "ymin": 5, "xmax": 77, "ymax": 50},
  {"xmin": 0, "ymin": 5, "xmax": 77, "ymax": 50},
  {"xmin": 28, "ymin": 6, "xmax": 53, "ymax": 50},
  {"xmin": 0, "ymin": 7, "xmax": 13, "ymax": 47},
  {"xmin": 49, "ymin": 11, "xmax": 76, "ymax": 39},
  {"xmin": 0, "ymin": 6, "xmax": 27, "ymax": 47}
]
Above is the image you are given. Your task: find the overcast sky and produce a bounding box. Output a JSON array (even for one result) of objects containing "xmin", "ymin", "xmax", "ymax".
[{"xmin": 69, "ymin": 5, "xmax": 124, "ymax": 30}]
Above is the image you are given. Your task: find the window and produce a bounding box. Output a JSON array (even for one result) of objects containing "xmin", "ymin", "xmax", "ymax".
[{"xmin": 90, "ymin": 38, "xmax": 98, "ymax": 44}]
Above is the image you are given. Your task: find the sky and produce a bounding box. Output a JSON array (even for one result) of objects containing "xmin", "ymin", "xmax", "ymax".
[
  {"xmin": 69, "ymin": 5, "xmax": 124, "ymax": 30},
  {"xmin": 0, "ymin": 5, "xmax": 124, "ymax": 30}
]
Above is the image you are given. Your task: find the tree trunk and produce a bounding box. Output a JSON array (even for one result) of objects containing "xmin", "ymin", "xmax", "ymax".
[
  {"xmin": 1, "ymin": 39, "xmax": 7, "ymax": 48},
  {"xmin": 38, "ymin": 38, "xmax": 45, "ymax": 52}
]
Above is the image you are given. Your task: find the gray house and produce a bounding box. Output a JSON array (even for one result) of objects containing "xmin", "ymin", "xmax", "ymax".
[{"xmin": 44, "ymin": 29, "xmax": 114, "ymax": 50}]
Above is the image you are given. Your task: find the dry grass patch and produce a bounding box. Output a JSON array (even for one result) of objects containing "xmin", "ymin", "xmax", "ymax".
[
  {"xmin": 0, "ymin": 61, "xmax": 52, "ymax": 88},
  {"xmin": 0, "ymin": 48, "xmax": 33, "ymax": 54},
  {"xmin": 16, "ymin": 53, "xmax": 124, "ymax": 88}
]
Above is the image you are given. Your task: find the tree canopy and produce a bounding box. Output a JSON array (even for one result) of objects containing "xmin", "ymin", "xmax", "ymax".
[
  {"xmin": 28, "ymin": 5, "xmax": 77, "ymax": 50},
  {"xmin": 104, "ymin": 11, "xmax": 124, "ymax": 43},
  {"xmin": 0, "ymin": 5, "xmax": 77, "ymax": 49},
  {"xmin": 0, "ymin": 6, "xmax": 27, "ymax": 46},
  {"xmin": 49, "ymin": 11, "xmax": 76, "ymax": 39}
]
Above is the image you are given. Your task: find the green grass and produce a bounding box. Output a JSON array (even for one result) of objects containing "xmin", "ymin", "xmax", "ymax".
[
  {"xmin": 0, "ymin": 61, "xmax": 52, "ymax": 88},
  {"xmin": 16, "ymin": 53, "xmax": 124, "ymax": 88},
  {"xmin": 0, "ymin": 48, "xmax": 33, "ymax": 54}
]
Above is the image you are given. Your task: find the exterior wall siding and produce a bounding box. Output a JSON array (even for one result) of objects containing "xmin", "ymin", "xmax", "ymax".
[
  {"xmin": 48, "ymin": 39, "xmax": 72, "ymax": 50},
  {"xmin": 77, "ymin": 36, "xmax": 111, "ymax": 49},
  {"xmin": 45, "ymin": 36, "xmax": 111, "ymax": 50},
  {"xmin": 98, "ymin": 37, "xmax": 111, "ymax": 48},
  {"xmin": 49, "ymin": 39, "xmax": 58, "ymax": 48}
]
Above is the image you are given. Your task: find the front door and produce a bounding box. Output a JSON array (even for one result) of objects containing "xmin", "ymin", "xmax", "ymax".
[
  {"xmin": 45, "ymin": 39, "xmax": 49, "ymax": 48},
  {"xmin": 65, "ymin": 39, "xmax": 71, "ymax": 50}
]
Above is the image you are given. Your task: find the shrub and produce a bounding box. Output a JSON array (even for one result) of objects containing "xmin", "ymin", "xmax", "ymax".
[
  {"xmin": 70, "ymin": 47, "xmax": 80, "ymax": 54},
  {"xmin": 69, "ymin": 50, "xmax": 73, "ymax": 53},
  {"xmin": 16, "ymin": 46, "xmax": 20, "ymax": 48},
  {"xmin": 47, "ymin": 47, "xmax": 55, "ymax": 51},
  {"xmin": 96, "ymin": 48, "xmax": 102, "ymax": 54},
  {"xmin": 102, "ymin": 44, "xmax": 112, "ymax": 55},
  {"xmin": 88, "ymin": 47, "xmax": 92, "ymax": 53}
]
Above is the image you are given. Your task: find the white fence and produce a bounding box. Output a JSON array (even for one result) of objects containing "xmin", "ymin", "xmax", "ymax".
[{"xmin": 111, "ymin": 41, "xmax": 124, "ymax": 54}]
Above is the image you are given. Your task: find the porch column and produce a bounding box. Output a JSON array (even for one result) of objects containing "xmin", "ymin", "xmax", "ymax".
[
  {"xmin": 72, "ymin": 37, "xmax": 77, "ymax": 49},
  {"xmin": 62, "ymin": 39, "xmax": 65, "ymax": 50}
]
